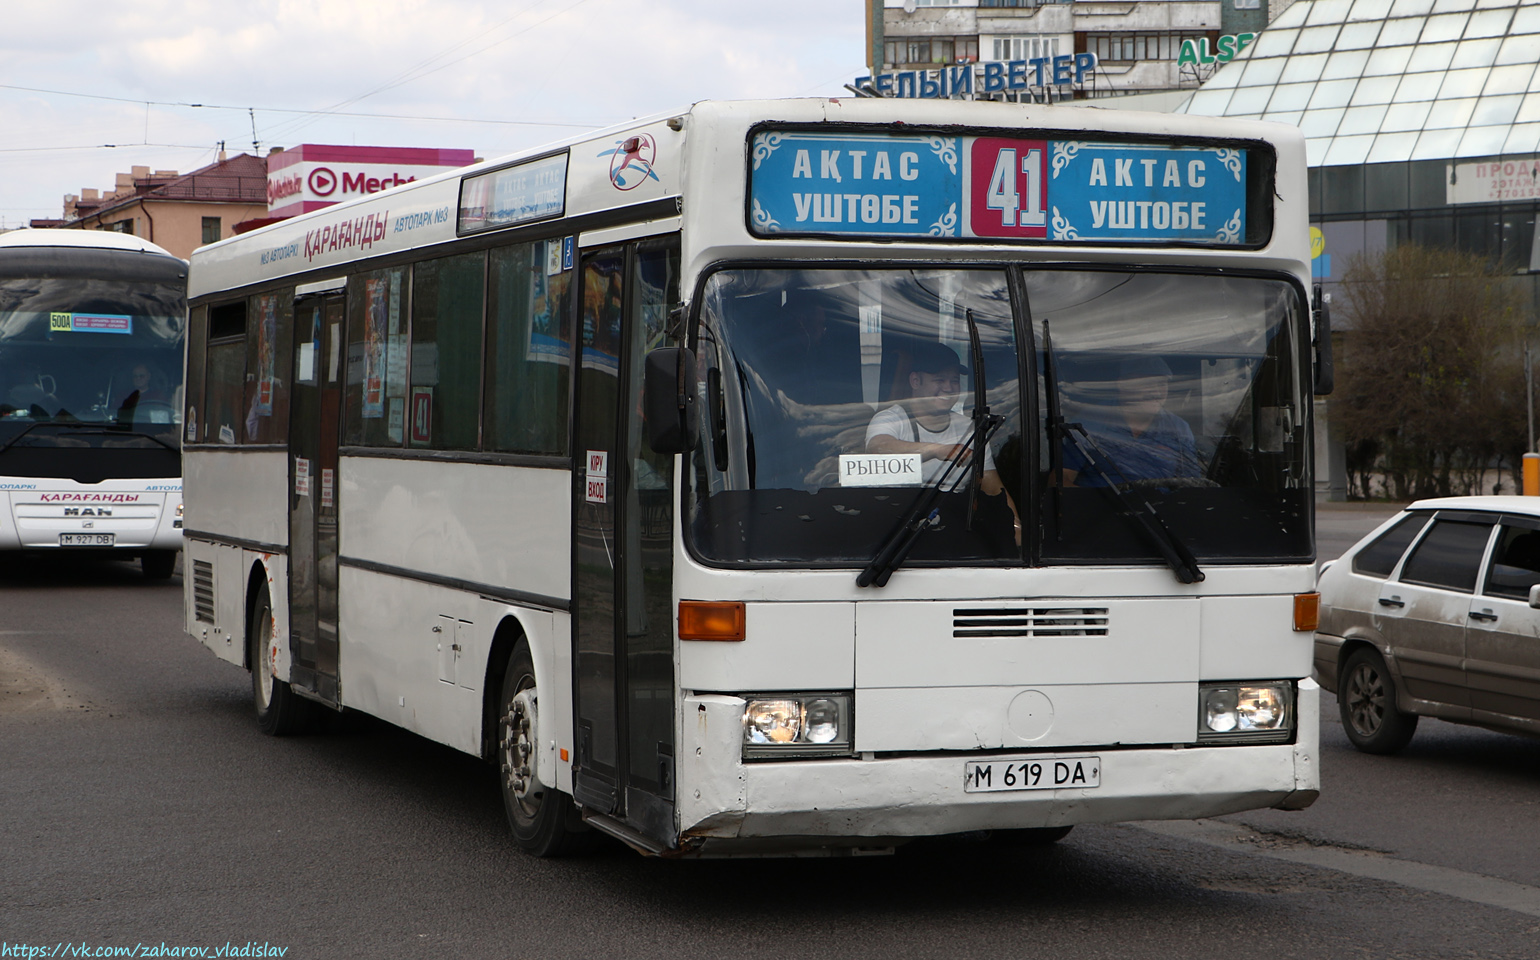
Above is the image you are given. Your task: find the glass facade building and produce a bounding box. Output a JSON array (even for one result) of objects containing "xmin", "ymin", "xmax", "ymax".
[{"xmin": 1180, "ymin": 0, "xmax": 1540, "ymax": 300}]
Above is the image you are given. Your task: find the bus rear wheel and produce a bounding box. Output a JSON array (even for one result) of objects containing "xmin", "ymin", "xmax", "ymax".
[
  {"xmin": 142, "ymin": 550, "xmax": 176, "ymax": 580},
  {"xmin": 499, "ymin": 642, "xmax": 593, "ymax": 857},
  {"xmin": 248, "ymin": 584, "xmax": 318, "ymax": 736}
]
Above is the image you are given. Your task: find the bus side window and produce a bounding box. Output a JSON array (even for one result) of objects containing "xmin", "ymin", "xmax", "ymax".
[
  {"xmin": 243, "ymin": 290, "xmax": 294, "ymax": 444},
  {"xmin": 205, "ymin": 300, "xmax": 247, "ymax": 445},
  {"xmin": 485, "ymin": 239, "xmax": 572, "ymax": 457},
  {"xmin": 185, "ymin": 305, "xmax": 208, "ymax": 442}
]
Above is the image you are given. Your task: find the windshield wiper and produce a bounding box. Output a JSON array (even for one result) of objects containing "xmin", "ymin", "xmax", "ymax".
[
  {"xmin": 859, "ymin": 318, "xmax": 1003, "ymax": 589},
  {"xmin": 1042, "ymin": 321, "xmax": 1204, "ymax": 585}
]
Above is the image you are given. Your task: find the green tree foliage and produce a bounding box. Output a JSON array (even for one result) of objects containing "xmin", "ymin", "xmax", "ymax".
[{"xmin": 1332, "ymin": 244, "xmax": 1526, "ymax": 500}]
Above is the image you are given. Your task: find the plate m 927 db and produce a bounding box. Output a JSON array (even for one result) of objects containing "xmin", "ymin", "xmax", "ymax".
[{"xmin": 59, "ymin": 533, "xmax": 115, "ymax": 547}]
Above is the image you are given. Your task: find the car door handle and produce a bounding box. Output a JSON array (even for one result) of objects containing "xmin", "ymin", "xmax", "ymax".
[
  {"xmin": 1469, "ymin": 609, "xmax": 1499, "ymax": 622},
  {"xmin": 1378, "ymin": 597, "xmax": 1405, "ymax": 608}
]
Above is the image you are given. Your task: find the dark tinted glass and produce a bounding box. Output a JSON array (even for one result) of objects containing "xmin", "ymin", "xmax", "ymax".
[
  {"xmin": 410, "ymin": 252, "xmax": 484, "ymax": 450},
  {"xmin": 1352, "ymin": 512, "xmax": 1431, "ymax": 577},
  {"xmin": 1400, "ymin": 519, "xmax": 1494, "ymax": 593},
  {"xmin": 1484, "ymin": 523, "xmax": 1540, "ymax": 600}
]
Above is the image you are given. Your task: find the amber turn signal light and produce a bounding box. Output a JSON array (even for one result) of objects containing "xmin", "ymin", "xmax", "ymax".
[
  {"xmin": 678, "ymin": 600, "xmax": 746, "ymax": 641},
  {"xmin": 1294, "ymin": 592, "xmax": 1320, "ymax": 632}
]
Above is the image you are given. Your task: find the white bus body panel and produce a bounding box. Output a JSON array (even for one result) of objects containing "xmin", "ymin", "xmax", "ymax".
[
  {"xmin": 338, "ymin": 457, "xmax": 570, "ymax": 599},
  {"xmin": 183, "ymin": 450, "xmax": 288, "ymax": 549}
]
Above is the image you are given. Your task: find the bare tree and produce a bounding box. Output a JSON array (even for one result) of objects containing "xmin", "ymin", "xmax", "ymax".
[{"xmin": 1332, "ymin": 244, "xmax": 1525, "ymax": 500}]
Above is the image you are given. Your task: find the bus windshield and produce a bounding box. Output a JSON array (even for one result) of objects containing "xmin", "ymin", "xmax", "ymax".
[
  {"xmin": 0, "ymin": 273, "xmax": 186, "ymax": 432},
  {"xmin": 687, "ymin": 265, "xmax": 1310, "ymax": 568}
]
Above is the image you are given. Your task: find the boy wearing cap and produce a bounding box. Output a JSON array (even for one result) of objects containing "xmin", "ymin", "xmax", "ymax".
[{"xmin": 864, "ymin": 341, "xmax": 1004, "ymax": 497}]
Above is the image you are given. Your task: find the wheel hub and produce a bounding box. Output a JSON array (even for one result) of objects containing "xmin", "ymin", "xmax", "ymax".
[{"xmin": 502, "ymin": 687, "xmax": 543, "ymax": 817}]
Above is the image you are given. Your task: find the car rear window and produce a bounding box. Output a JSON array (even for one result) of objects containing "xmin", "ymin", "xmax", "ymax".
[
  {"xmin": 1352, "ymin": 513, "xmax": 1432, "ymax": 578},
  {"xmin": 1400, "ymin": 519, "xmax": 1494, "ymax": 593}
]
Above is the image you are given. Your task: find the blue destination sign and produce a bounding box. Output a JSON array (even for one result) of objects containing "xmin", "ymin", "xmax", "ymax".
[
  {"xmin": 854, "ymin": 54, "xmax": 1097, "ymax": 100},
  {"xmin": 748, "ymin": 131, "xmax": 1249, "ymax": 246},
  {"xmin": 458, "ymin": 153, "xmax": 568, "ymax": 234}
]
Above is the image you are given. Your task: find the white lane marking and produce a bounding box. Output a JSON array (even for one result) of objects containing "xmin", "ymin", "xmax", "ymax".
[{"xmin": 1133, "ymin": 819, "xmax": 1540, "ymax": 919}]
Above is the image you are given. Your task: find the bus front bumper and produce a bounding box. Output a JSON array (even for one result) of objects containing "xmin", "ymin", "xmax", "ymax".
[{"xmin": 677, "ymin": 682, "xmax": 1319, "ymax": 847}]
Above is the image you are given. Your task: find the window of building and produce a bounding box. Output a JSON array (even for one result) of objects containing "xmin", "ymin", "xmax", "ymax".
[
  {"xmin": 107, "ymin": 220, "xmax": 134, "ymax": 236},
  {"xmin": 201, "ymin": 217, "xmax": 222, "ymax": 245},
  {"xmin": 885, "ymin": 35, "xmax": 977, "ymax": 65},
  {"xmin": 1080, "ymin": 32, "xmax": 1208, "ymax": 62},
  {"xmin": 485, "ymin": 239, "xmax": 572, "ymax": 457},
  {"xmin": 409, "ymin": 252, "xmax": 485, "ymax": 450},
  {"xmin": 1233, "ymin": 0, "xmax": 1260, "ymax": 8},
  {"xmin": 993, "ymin": 36, "xmax": 1059, "ymax": 62}
]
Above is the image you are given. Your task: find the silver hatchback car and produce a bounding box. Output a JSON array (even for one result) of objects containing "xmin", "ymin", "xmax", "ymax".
[{"xmin": 1316, "ymin": 496, "xmax": 1540, "ymax": 754}]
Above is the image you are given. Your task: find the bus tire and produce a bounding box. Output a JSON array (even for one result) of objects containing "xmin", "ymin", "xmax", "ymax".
[
  {"xmin": 994, "ymin": 825, "xmax": 1074, "ymax": 846},
  {"xmin": 248, "ymin": 584, "xmax": 316, "ymax": 736},
  {"xmin": 499, "ymin": 642, "xmax": 592, "ymax": 857},
  {"xmin": 142, "ymin": 550, "xmax": 176, "ymax": 580},
  {"xmin": 1339, "ymin": 646, "xmax": 1418, "ymax": 755}
]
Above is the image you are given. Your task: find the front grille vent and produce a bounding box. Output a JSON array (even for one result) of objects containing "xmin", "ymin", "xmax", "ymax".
[
  {"xmin": 952, "ymin": 607, "xmax": 1110, "ymax": 639},
  {"xmin": 192, "ymin": 560, "xmax": 215, "ymax": 624}
]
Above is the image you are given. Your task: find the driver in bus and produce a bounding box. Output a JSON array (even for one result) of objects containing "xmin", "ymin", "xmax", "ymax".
[
  {"xmin": 865, "ymin": 341, "xmax": 1020, "ymax": 542},
  {"xmin": 1058, "ymin": 356, "xmax": 1202, "ymax": 487},
  {"xmin": 121, "ymin": 363, "xmax": 169, "ymax": 405}
]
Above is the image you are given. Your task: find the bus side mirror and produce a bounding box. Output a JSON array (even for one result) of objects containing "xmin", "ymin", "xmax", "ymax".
[
  {"xmin": 1313, "ymin": 283, "xmax": 1334, "ymax": 396},
  {"xmin": 643, "ymin": 346, "xmax": 699, "ymax": 454}
]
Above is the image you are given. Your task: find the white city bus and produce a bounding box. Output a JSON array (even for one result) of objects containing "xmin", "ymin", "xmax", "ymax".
[
  {"xmin": 184, "ymin": 98, "xmax": 1326, "ymax": 856},
  {"xmin": 0, "ymin": 230, "xmax": 186, "ymax": 578}
]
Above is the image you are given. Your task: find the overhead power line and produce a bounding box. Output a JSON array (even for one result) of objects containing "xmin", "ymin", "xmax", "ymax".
[{"xmin": 0, "ymin": 83, "xmax": 606, "ymax": 129}]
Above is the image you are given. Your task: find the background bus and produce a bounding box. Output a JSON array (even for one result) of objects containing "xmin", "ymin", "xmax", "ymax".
[
  {"xmin": 184, "ymin": 98, "xmax": 1324, "ymax": 857},
  {"xmin": 0, "ymin": 230, "xmax": 186, "ymax": 578}
]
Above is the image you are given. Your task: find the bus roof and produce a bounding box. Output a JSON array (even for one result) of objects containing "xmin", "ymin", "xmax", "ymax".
[
  {"xmin": 0, "ymin": 228, "xmax": 180, "ymax": 260},
  {"xmin": 189, "ymin": 97, "xmax": 1305, "ymax": 300}
]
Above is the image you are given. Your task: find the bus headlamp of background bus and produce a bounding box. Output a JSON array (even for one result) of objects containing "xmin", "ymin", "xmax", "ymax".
[
  {"xmin": 1197, "ymin": 682, "xmax": 1294, "ymax": 744},
  {"xmin": 742, "ymin": 694, "xmax": 853, "ymax": 759}
]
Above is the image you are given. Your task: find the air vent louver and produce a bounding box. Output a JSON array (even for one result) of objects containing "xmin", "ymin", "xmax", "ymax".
[
  {"xmin": 192, "ymin": 560, "xmax": 215, "ymax": 624},
  {"xmin": 952, "ymin": 607, "xmax": 1109, "ymax": 639}
]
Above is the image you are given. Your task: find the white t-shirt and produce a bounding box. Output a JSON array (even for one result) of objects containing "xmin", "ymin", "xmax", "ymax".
[{"xmin": 865, "ymin": 404, "xmax": 996, "ymax": 490}]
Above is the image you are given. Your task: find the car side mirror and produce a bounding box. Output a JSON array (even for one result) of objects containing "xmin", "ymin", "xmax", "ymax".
[
  {"xmin": 1528, "ymin": 583, "xmax": 1540, "ymax": 609},
  {"xmin": 643, "ymin": 346, "xmax": 699, "ymax": 455}
]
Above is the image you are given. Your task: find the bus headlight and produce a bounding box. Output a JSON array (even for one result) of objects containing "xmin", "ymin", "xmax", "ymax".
[
  {"xmin": 1197, "ymin": 682, "xmax": 1294, "ymax": 744},
  {"xmin": 742, "ymin": 693, "xmax": 853, "ymax": 759}
]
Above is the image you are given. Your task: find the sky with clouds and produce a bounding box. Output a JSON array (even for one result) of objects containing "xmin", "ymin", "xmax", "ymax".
[{"xmin": 0, "ymin": 0, "xmax": 866, "ymax": 228}]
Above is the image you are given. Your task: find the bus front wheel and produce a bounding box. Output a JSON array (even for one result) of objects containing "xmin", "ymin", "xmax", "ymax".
[
  {"xmin": 248, "ymin": 585, "xmax": 318, "ymax": 736},
  {"xmin": 499, "ymin": 642, "xmax": 593, "ymax": 857}
]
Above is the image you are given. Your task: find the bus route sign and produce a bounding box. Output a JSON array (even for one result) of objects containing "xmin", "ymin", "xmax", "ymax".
[{"xmin": 749, "ymin": 131, "xmax": 1249, "ymax": 246}]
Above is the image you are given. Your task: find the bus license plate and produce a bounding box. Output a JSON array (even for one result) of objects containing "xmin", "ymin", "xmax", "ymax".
[
  {"xmin": 963, "ymin": 755, "xmax": 1101, "ymax": 793},
  {"xmin": 59, "ymin": 533, "xmax": 115, "ymax": 547}
]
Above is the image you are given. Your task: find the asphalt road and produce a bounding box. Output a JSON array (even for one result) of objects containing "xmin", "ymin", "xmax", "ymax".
[{"xmin": 4, "ymin": 507, "xmax": 1540, "ymax": 960}]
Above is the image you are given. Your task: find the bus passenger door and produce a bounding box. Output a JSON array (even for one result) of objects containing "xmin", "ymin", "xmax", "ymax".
[
  {"xmin": 572, "ymin": 238, "xmax": 681, "ymax": 847},
  {"xmin": 288, "ymin": 291, "xmax": 345, "ymax": 705}
]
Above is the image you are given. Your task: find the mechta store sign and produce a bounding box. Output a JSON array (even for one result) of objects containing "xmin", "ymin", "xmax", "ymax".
[{"xmin": 267, "ymin": 144, "xmax": 477, "ymax": 218}]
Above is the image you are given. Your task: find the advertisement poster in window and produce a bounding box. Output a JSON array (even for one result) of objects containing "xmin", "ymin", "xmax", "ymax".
[
  {"xmin": 362, "ymin": 278, "xmax": 386, "ymax": 418},
  {"xmin": 580, "ymin": 258, "xmax": 622, "ymax": 376},
  {"xmin": 255, "ymin": 294, "xmax": 276, "ymax": 416},
  {"xmin": 526, "ymin": 238, "xmax": 572, "ymax": 366}
]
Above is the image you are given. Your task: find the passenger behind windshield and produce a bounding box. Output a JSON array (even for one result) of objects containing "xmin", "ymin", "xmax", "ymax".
[
  {"xmin": 1058, "ymin": 356, "xmax": 1203, "ymax": 487},
  {"xmin": 866, "ymin": 341, "xmax": 1001, "ymax": 492}
]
